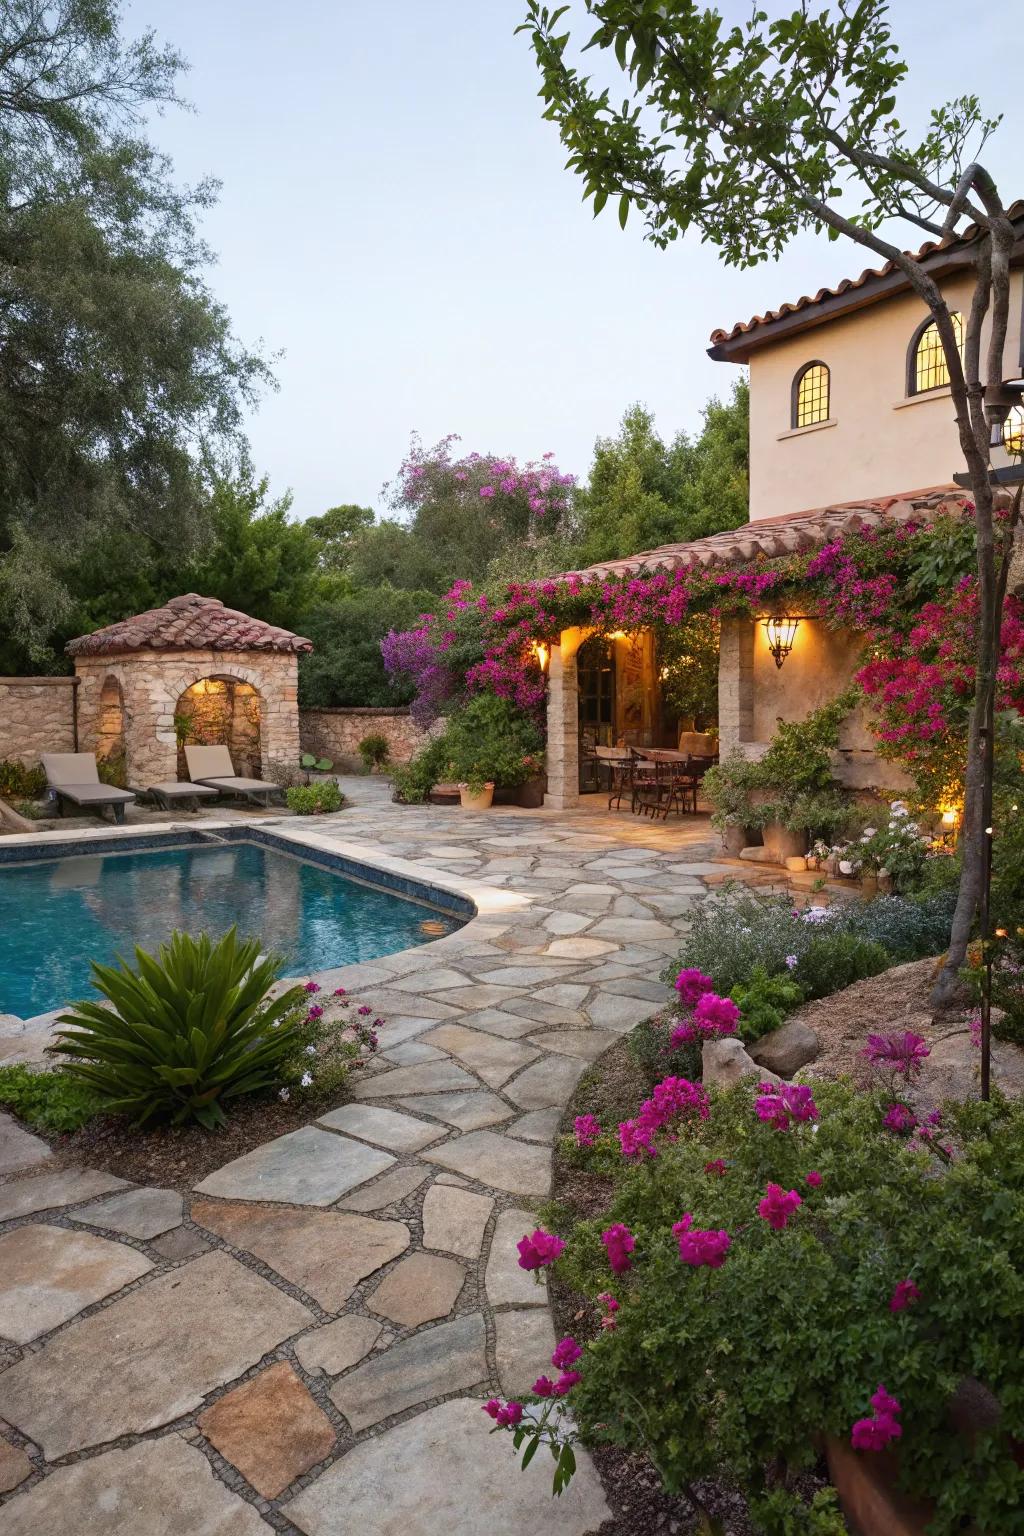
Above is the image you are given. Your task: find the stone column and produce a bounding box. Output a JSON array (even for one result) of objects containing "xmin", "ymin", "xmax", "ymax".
[
  {"xmin": 544, "ymin": 626, "xmax": 585, "ymax": 810},
  {"xmin": 718, "ymin": 618, "xmax": 754, "ymax": 758}
]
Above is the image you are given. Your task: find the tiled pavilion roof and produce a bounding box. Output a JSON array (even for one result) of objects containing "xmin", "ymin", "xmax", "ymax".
[
  {"xmin": 556, "ymin": 486, "xmax": 966, "ymax": 582},
  {"xmin": 66, "ymin": 593, "xmax": 313, "ymax": 657}
]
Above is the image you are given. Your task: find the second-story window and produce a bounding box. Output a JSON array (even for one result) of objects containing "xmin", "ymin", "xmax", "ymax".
[
  {"xmin": 792, "ymin": 362, "xmax": 830, "ymax": 428},
  {"xmin": 910, "ymin": 313, "xmax": 963, "ymax": 394}
]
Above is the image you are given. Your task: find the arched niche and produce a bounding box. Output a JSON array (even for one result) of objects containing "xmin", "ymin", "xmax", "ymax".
[{"xmin": 174, "ymin": 674, "xmax": 263, "ymax": 780}]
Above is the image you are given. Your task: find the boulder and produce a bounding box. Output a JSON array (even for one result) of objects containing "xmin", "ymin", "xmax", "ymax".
[
  {"xmin": 749, "ymin": 1020, "xmax": 820, "ymax": 1078},
  {"xmin": 702, "ymin": 1038, "xmax": 781, "ymax": 1091},
  {"xmin": 918, "ymin": 1029, "xmax": 1024, "ymax": 1102}
]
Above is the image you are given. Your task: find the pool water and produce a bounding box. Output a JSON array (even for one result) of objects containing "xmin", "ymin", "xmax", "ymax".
[{"xmin": 0, "ymin": 840, "xmax": 459, "ymax": 1018}]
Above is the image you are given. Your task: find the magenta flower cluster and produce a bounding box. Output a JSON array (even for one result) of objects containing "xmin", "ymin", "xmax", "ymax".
[
  {"xmin": 601, "ymin": 1223, "xmax": 636, "ymax": 1275},
  {"xmin": 863, "ymin": 1031, "xmax": 930, "ymax": 1079},
  {"xmin": 573, "ymin": 1114, "xmax": 602, "ymax": 1148},
  {"xmin": 517, "ymin": 1228, "xmax": 565, "ymax": 1272},
  {"xmin": 618, "ymin": 1075, "xmax": 710, "ymax": 1160},
  {"xmin": 754, "ymin": 1082, "xmax": 819, "ymax": 1131},
  {"xmin": 757, "ymin": 1183, "xmax": 803, "ymax": 1230},
  {"xmin": 673, "ymin": 1213, "xmax": 731, "ymax": 1268},
  {"xmin": 889, "ymin": 1277, "xmax": 921, "ymax": 1312},
  {"xmin": 851, "ymin": 1385, "xmax": 903, "ymax": 1452}
]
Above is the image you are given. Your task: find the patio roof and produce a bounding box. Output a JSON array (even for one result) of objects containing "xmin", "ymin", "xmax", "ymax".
[
  {"xmin": 555, "ymin": 485, "xmax": 966, "ymax": 582},
  {"xmin": 67, "ymin": 593, "xmax": 313, "ymax": 657}
]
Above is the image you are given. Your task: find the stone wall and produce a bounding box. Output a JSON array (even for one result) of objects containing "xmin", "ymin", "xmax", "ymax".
[
  {"xmin": 74, "ymin": 649, "xmax": 301, "ymax": 786},
  {"xmin": 299, "ymin": 707, "xmax": 430, "ymax": 772},
  {"xmin": 0, "ymin": 677, "xmax": 78, "ymax": 766}
]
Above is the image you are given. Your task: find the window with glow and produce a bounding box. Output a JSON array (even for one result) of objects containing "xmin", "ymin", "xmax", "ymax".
[
  {"xmin": 912, "ymin": 313, "xmax": 962, "ymax": 393},
  {"xmin": 793, "ymin": 363, "xmax": 830, "ymax": 428},
  {"xmin": 1004, "ymin": 405, "xmax": 1024, "ymax": 459}
]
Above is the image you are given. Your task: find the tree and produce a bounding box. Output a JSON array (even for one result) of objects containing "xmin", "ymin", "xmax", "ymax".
[
  {"xmin": 298, "ymin": 586, "xmax": 438, "ymax": 708},
  {"xmin": 577, "ymin": 385, "xmax": 748, "ymax": 562},
  {"xmin": 519, "ymin": 0, "xmax": 1019, "ymax": 1056},
  {"xmin": 0, "ymin": 1, "xmax": 272, "ymax": 664},
  {"xmin": 304, "ymin": 504, "xmax": 375, "ymax": 573}
]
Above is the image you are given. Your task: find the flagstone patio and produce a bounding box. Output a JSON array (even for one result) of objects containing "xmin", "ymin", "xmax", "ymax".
[{"xmin": 0, "ymin": 783, "xmax": 730, "ymax": 1534}]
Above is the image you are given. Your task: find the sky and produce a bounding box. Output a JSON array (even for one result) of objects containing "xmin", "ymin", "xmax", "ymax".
[{"xmin": 137, "ymin": 0, "xmax": 1018, "ymax": 523}]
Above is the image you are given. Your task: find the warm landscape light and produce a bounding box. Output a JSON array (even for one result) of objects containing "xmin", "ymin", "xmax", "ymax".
[
  {"xmin": 762, "ymin": 615, "xmax": 800, "ymax": 669},
  {"xmin": 607, "ymin": 630, "xmax": 627, "ymax": 640},
  {"xmin": 940, "ymin": 808, "xmax": 958, "ymax": 827},
  {"xmin": 532, "ymin": 641, "xmax": 549, "ymax": 672}
]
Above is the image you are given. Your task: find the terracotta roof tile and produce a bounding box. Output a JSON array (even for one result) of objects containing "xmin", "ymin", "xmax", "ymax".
[
  {"xmin": 66, "ymin": 594, "xmax": 313, "ymax": 657},
  {"xmin": 553, "ymin": 486, "xmax": 966, "ymax": 583}
]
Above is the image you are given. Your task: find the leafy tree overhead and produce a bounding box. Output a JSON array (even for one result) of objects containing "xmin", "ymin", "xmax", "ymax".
[
  {"xmin": 0, "ymin": 0, "xmax": 272, "ymax": 664},
  {"xmin": 303, "ymin": 504, "xmax": 375, "ymax": 573},
  {"xmin": 298, "ymin": 586, "xmax": 438, "ymax": 709}
]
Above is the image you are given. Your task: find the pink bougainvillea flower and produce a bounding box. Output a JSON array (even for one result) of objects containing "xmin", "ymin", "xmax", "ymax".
[
  {"xmin": 851, "ymin": 1413, "xmax": 902, "ymax": 1451},
  {"xmin": 573, "ymin": 1114, "xmax": 602, "ymax": 1148},
  {"xmin": 805, "ymin": 1170, "xmax": 822, "ymax": 1188},
  {"xmin": 758, "ymin": 1183, "xmax": 803, "ymax": 1230},
  {"xmin": 517, "ymin": 1228, "xmax": 565, "ymax": 1271},
  {"xmin": 306, "ymin": 1005, "xmax": 323, "ymax": 1021},
  {"xmin": 303, "ymin": 981, "xmax": 321, "ymax": 994},
  {"xmin": 704, "ymin": 1158, "xmax": 728, "ymax": 1177},
  {"xmin": 883, "ymin": 1102, "xmax": 917, "ymax": 1135},
  {"xmin": 674, "ymin": 1219, "xmax": 732, "ymax": 1268},
  {"xmin": 669, "ymin": 1021, "xmax": 697, "ymax": 1048},
  {"xmin": 596, "ymin": 1291, "xmax": 620, "ymax": 1329},
  {"xmin": 871, "ymin": 1385, "xmax": 902, "ymax": 1419},
  {"xmin": 332, "ymin": 986, "xmax": 347, "ymax": 997},
  {"xmin": 755, "ymin": 1083, "xmax": 818, "ymax": 1131},
  {"xmin": 532, "ymin": 1375, "xmax": 557, "ymax": 1398},
  {"xmin": 864, "ymin": 1031, "xmax": 930, "ymax": 1078},
  {"xmin": 674, "ymin": 967, "xmax": 714, "ymax": 1006},
  {"xmin": 692, "ymin": 992, "xmax": 741, "ymax": 1036},
  {"xmin": 618, "ymin": 1075, "xmax": 709, "ymax": 1160},
  {"xmin": 551, "ymin": 1337, "xmax": 582, "ymax": 1370},
  {"xmin": 889, "ymin": 1278, "xmax": 921, "ymax": 1312},
  {"xmin": 554, "ymin": 1371, "xmax": 581, "ymax": 1395},
  {"xmin": 495, "ymin": 1401, "xmax": 523, "ymax": 1427},
  {"xmin": 482, "ymin": 1399, "xmax": 502, "ymax": 1419},
  {"xmin": 601, "ymin": 1222, "xmax": 636, "ymax": 1275}
]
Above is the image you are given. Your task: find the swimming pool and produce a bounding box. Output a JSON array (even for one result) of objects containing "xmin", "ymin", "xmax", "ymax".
[{"xmin": 0, "ymin": 832, "xmax": 468, "ymax": 1019}]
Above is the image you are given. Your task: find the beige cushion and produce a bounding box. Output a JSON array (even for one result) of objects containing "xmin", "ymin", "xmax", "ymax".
[
  {"xmin": 42, "ymin": 752, "xmax": 99, "ymax": 786},
  {"xmin": 184, "ymin": 744, "xmax": 235, "ymax": 781}
]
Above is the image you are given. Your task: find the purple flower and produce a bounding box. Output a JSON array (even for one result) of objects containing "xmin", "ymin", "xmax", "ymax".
[
  {"xmin": 517, "ymin": 1228, "xmax": 565, "ymax": 1271},
  {"xmin": 482, "ymin": 1398, "xmax": 501, "ymax": 1419},
  {"xmin": 755, "ymin": 1083, "xmax": 818, "ymax": 1131},
  {"xmin": 573, "ymin": 1114, "xmax": 601, "ymax": 1148},
  {"xmin": 863, "ymin": 1031, "xmax": 930, "ymax": 1078},
  {"xmin": 785, "ymin": 954, "xmax": 798, "ymax": 970},
  {"xmin": 495, "ymin": 1401, "xmax": 523, "ymax": 1427},
  {"xmin": 871, "ymin": 1385, "xmax": 902, "ymax": 1419},
  {"xmin": 805, "ymin": 1170, "xmax": 822, "ymax": 1188},
  {"xmin": 357, "ymin": 1005, "xmax": 372, "ymax": 1016},
  {"xmin": 479, "ymin": 485, "xmax": 495, "ymax": 498},
  {"xmin": 883, "ymin": 1102, "xmax": 916, "ymax": 1135},
  {"xmin": 551, "ymin": 1337, "xmax": 582, "ymax": 1370},
  {"xmin": 851, "ymin": 1413, "xmax": 902, "ymax": 1451},
  {"xmin": 758, "ymin": 1183, "xmax": 803, "ymax": 1230},
  {"xmin": 692, "ymin": 992, "xmax": 741, "ymax": 1037},
  {"xmin": 332, "ymin": 987, "xmax": 347, "ymax": 997},
  {"xmin": 601, "ymin": 1222, "xmax": 636, "ymax": 1275},
  {"xmin": 673, "ymin": 1214, "xmax": 731, "ymax": 1268},
  {"xmin": 704, "ymin": 1158, "xmax": 728, "ymax": 1177},
  {"xmin": 889, "ymin": 1278, "xmax": 921, "ymax": 1312},
  {"xmin": 532, "ymin": 1375, "xmax": 556, "ymax": 1397},
  {"xmin": 553, "ymin": 1371, "xmax": 581, "ymax": 1395},
  {"xmin": 305, "ymin": 1005, "xmax": 324, "ymax": 1022},
  {"xmin": 674, "ymin": 967, "xmax": 714, "ymax": 1006},
  {"xmin": 303, "ymin": 981, "xmax": 321, "ymax": 994}
]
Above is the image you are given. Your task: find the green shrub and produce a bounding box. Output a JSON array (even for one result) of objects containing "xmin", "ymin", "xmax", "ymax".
[
  {"xmin": 51, "ymin": 928, "xmax": 309, "ymax": 1128},
  {"xmin": 357, "ymin": 732, "xmax": 391, "ymax": 772},
  {"xmin": 96, "ymin": 752, "xmax": 128, "ymax": 789},
  {"xmin": 729, "ymin": 964, "xmax": 804, "ymax": 1041},
  {"xmin": 286, "ymin": 779, "xmax": 344, "ymax": 815},
  {"xmin": 791, "ymin": 932, "xmax": 890, "ymax": 999},
  {"xmin": 0, "ymin": 1064, "xmax": 101, "ymax": 1132},
  {"xmin": 501, "ymin": 1080, "xmax": 1024, "ymax": 1533},
  {"xmin": 0, "ymin": 758, "xmax": 46, "ymax": 799},
  {"xmin": 390, "ymin": 738, "xmax": 448, "ymax": 804},
  {"xmin": 436, "ymin": 694, "xmax": 544, "ymax": 789}
]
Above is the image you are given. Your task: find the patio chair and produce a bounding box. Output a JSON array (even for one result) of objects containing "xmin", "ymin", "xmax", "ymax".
[
  {"xmin": 184, "ymin": 745, "xmax": 284, "ymax": 807},
  {"xmin": 42, "ymin": 753, "xmax": 137, "ymax": 825},
  {"xmin": 594, "ymin": 745, "xmax": 631, "ymax": 810},
  {"xmin": 145, "ymin": 780, "xmax": 220, "ymax": 813}
]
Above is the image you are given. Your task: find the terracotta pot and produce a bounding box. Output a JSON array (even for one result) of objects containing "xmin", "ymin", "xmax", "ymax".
[
  {"xmin": 825, "ymin": 1435, "xmax": 935, "ymax": 1536},
  {"xmin": 428, "ymin": 782, "xmax": 461, "ymax": 806},
  {"xmin": 458, "ymin": 782, "xmax": 494, "ymax": 811},
  {"xmin": 761, "ymin": 820, "xmax": 809, "ymax": 863},
  {"xmin": 861, "ymin": 873, "xmax": 879, "ymax": 897},
  {"xmin": 722, "ymin": 824, "xmax": 748, "ymax": 856},
  {"xmin": 516, "ymin": 775, "xmax": 546, "ymax": 808}
]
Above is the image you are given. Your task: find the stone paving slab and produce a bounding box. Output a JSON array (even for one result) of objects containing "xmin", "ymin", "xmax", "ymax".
[
  {"xmin": 191, "ymin": 1200, "xmax": 409, "ymax": 1312},
  {"xmin": 495, "ymin": 1307, "xmax": 558, "ymax": 1397},
  {"xmin": 0, "ymin": 1251, "xmax": 313, "ymax": 1458},
  {"xmin": 420, "ymin": 1023, "xmax": 540, "ymax": 1088},
  {"xmin": 350, "ymin": 1060, "xmax": 479, "ymax": 1099},
  {"xmin": 0, "ymin": 1439, "xmax": 33, "ymax": 1494},
  {"xmin": 0, "ymin": 1110, "xmax": 53, "ymax": 1174},
  {"xmin": 398, "ymin": 1089, "xmax": 513, "ymax": 1130},
  {"xmin": 328, "ymin": 1314, "xmax": 487, "ymax": 1432},
  {"xmin": 1, "ymin": 1433, "xmax": 273, "ymax": 1535},
  {"xmin": 0, "ymin": 1222, "xmax": 152, "ymax": 1342},
  {"xmin": 74, "ymin": 1186, "xmax": 184, "ymax": 1239},
  {"xmin": 421, "ymin": 1184, "xmax": 493, "ymax": 1258},
  {"xmin": 0, "ymin": 1165, "xmax": 129, "ymax": 1222},
  {"xmin": 317, "ymin": 1103, "xmax": 445, "ymax": 1152},
  {"xmin": 421, "ymin": 1130, "xmax": 551, "ymax": 1196},
  {"xmin": 504, "ymin": 1054, "xmax": 588, "ymax": 1110},
  {"xmin": 193, "ymin": 1125, "xmax": 395, "ymax": 1205},
  {"xmin": 294, "ymin": 1315, "xmax": 383, "ymax": 1376},
  {"xmin": 198, "ymin": 1361, "xmax": 336, "ymax": 1499},
  {"xmin": 485, "ymin": 1208, "xmax": 549, "ymax": 1307},
  {"xmin": 507, "ymin": 1107, "xmax": 564, "ymax": 1143},
  {"xmin": 336, "ymin": 1165, "xmax": 432, "ymax": 1212},
  {"xmin": 367, "ymin": 1251, "xmax": 466, "ymax": 1327},
  {"xmin": 283, "ymin": 1396, "xmax": 610, "ymax": 1536}
]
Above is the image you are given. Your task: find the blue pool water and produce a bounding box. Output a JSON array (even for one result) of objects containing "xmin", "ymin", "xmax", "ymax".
[{"xmin": 0, "ymin": 839, "xmax": 460, "ymax": 1018}]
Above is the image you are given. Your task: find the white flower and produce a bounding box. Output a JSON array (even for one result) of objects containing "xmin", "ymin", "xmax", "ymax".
[
  {"xmin": 305, "ymin": 1044, "xmax": 317, "ymax": 1056},
  {"xmin": 862, "ymin": 827, "xmax": 877, "ymax": 839},
  {"xmin": 278, "ymin": 1087, "xmax": 290, "ymax": 1102},
  {"xmin": 301, "ymin": 1071, "xmax": 313, "ymax": 1088},
  {"xmin": 839, "ymin": 859, "xmax": 854, "ymax": 875}
]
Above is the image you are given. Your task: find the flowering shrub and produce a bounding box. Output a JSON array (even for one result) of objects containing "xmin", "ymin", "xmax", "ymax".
[{"xmin": 502, "ymin": 1079, "xmax": 1024, "ymax": 1531}]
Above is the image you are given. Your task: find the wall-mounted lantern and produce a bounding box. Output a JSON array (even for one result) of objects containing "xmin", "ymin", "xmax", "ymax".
[
  {"xmin": 532, "ymin": 641, "xmax": 550, "ymax": 673},
  {"xmin": 762, "ymin": 614, "xmax": 801, "ymax": 669}
]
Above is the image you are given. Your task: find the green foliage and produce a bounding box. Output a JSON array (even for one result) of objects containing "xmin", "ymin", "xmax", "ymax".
[
  {"xmin": 729, "ymin": 965, "xmax": 804, "ymax": 1042},
  {"xmin": 400, "ymin": 694, "xmax": 545, "ymax": 796},
  {"xmin": 96, "ymin": 752, "xmax": 127, "ymax": 789},
  {"xmin": 548, "ymin": 1081, "xmax": 1024, "ymax": 1532},
  {"xmin": 357, "ymin": 733, "xmax": 391, "ymax": 772},
  {"xmin": 285, "ymin": 780, "xmax": 344, "ymax": 815},
  {"xmin": 298, "ymin": 586, "xmax": 438, "ymax": 708},
  {"xmin": 791, "ymin": 933, "xmax": 890, "ymax": 1001},
  {"xmin": 0, "ymin": 759, "xmax": 46, "ymax": 798},
  {"xmin": 656, "ymin": 614, "xmax": 720, "ymax": 726},
  {"xmin": 0, "ymin": 1064, "xmax": 101, "ymax": 1133},
  {"xmin": 703, "ymin": 700, "xmax": 858, "ymax": 837},
  {"xmin": 701, "ymin": 754, "xmax": 763, "ymax": 831},
  {"xmin": 300, "ymin": 752, "xmax": 334, "ymax": 773},
  {"xmin": 51, "ymin": 928, "xmax": 308, "ymax": 1129}
]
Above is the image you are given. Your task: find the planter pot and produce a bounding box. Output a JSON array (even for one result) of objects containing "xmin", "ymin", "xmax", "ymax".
[
  {"xmin": 428, "ymin": 782, "xmax": 461, "ymax": 807},
  {"xmin": 761, "ymin": 820, "xmax": 809, "ymax": 863},
  {"xmin": 861, "ymin": 873, "xmax": 879, "ymax": 897},
  {"xmin": 458, "ymin": 782, "xmax": 494, "ymax": 811},
  {"xmin": 722, "ymin": 824, "xmax": 749, "ymax": 857},
  {"xmin": 878, "ymin": 870, "xmax": 894, "ymax": 894},
  {"xmin": 516, "ymin": 775, "xmax": 546, "ymax": 809},
  {"xmin": 492, "ymin": 785, "xmax": 518, "ymax": 806}
]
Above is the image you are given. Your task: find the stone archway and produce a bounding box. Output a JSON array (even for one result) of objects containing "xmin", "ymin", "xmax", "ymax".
[
  {"xmin": 95, "ymin": 675, "xmax": 126, "ymax": 771},
  {"xmin": 174, "ymin": 675, "xmax": 263, "ymax": 780}
]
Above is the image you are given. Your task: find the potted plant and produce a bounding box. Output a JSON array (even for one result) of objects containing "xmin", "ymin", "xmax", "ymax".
[
  {"xmin": 516, "ymin": 752, "xmax": 546, "ymax": 807},
  {"xmin": 702, "ymin": 756, "xmax": 763, "ymax": 855},
  {"xmin": 458, "ymin": 771, "xmax": 495, "ymax": 811}
]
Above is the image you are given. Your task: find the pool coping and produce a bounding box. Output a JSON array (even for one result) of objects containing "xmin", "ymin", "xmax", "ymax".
[{"xmin": 0, "ymin": 818, "xmax": 534, "ymax": 1037}]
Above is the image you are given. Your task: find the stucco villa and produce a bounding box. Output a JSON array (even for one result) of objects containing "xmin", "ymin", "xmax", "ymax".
[{"xmin": 542, "ymin": 202, "xmax": 1024, "ymax": 811}]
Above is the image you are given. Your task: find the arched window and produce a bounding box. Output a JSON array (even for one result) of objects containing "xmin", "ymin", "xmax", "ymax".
[
  {"xmin": 791, "ymin": 362, "xmax": 830, "ymax": 428},
  {"xmin": 909, "ymin": 313, "xmax": 963, "ymax": 395}
]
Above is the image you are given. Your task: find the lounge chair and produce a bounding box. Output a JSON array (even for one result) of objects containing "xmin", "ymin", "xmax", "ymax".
[
  {"xmin": 42, "ymin": 753, "xmax": 137, "ymax": 825},
  {"xmin": 184, "ymin": 745, "xmax": 284, "ymax": 807},
  {"xmin": 146, "ymin": 781, "xmax": 220, "ymax": 813}
]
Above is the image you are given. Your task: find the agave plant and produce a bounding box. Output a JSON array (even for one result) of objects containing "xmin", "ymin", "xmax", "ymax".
[{"xmin": 51, "ymin": 929, "xmax": 308, "ymax": 1129}]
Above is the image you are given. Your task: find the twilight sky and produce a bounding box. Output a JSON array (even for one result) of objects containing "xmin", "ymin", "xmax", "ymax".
[{"xmin": 138, "ymin": 0, "xmax": 1017, "ymax": 521}]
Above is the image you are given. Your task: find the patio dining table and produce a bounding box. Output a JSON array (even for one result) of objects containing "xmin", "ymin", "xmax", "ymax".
[{"xmin": 631, "ymin": 747, "xmax": 709, "ymax": 819}]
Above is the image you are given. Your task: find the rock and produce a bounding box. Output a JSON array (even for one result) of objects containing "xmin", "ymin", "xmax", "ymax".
[
  {"xmin": 422, "ymin": 1130, "xmax": 550, "ymax": 1197},
  {"xmin": 0, "ymin": 1223, "xmax": 152, "ymax": 1342},
  {"xmin": 198, "ymin": 1362, "xmax": 336, "ymax": 1499},
  {"xmin": 0, "ymin": 1166, "xmax": 129, "ymax": 1222},
  {"xmin": 329, "ymin": 1314, "xmax": 487, "ymax": 1431},
  {"xmin": 193, "ymin": 1125, "xmax": 395, "ymax": 1205},
  {"xmin": 485, "ymin": 1208, "xmax": 548, "ymax": 1307},
  {"xmin": 0, "ymin": 1434, "xmax": 272, "ymax": 1535},
  {"xmin": 294, "ymin": 1315, "xmax": 382, "ymax": 1376},
  {"xmin": 336, "ymin": 1166, "xmax": 431, "ymax": 1212},
  {"xmin": 282, "ymin": 1397, "xmax": 610, "ymax": 1536},
  {"xmin": 74, "ymin": 1186, "xmax": 183, "ymax": 1239},
  {"xmin": 149, "ymin": 1226, "xmax": 210, "ymax": 1261},
  {"xmin": 702, "ymin": 1038, "xmax": 781, "ymax": 1090},
  {"xmin": 317, "ymin": 1103, "xmax": 445, "ymax": 1152},
  {"xmin": 350, "ymin": 1061, "xmax": 478, "ymax": 1099},
  {"xmin": 0, "ymin": 1110, "xmax": 53, "ymax": 1174},
  {"xmin": 421, "ymin": 1184, "xmax": 493, "ymax": 1258},
  {"xmin": 749, "ymin": 1020, "xmax": 820, "ymax": 1077},
  {"xmin": 507, "ymin": 1108, "xmax": 563, "ymax": 1143},
  {"xmin": 366, "ymin": 1251, "xmax": 466, "ymax": 1327},
  {"xmin": 494, "ymin": 1308, "xmax": 557, "ymax": 1397},
  {"xmin": 397, "ymin": 1090, "xmax": 513, "ymax": 1130},
  {"xmin": 504, "ymin": 1055, "xmax": 587, "ymax": 1110},
  {"xmin": 0, "ymin": 1439, "xmax": 33, "ymax": 1494},
  {"xmin": 191, "ymin": 1200, "xmax": 409, "ymax": 1312},
  {"xmin": 420, "ymin": 1024, "xmax": 540, "ymax": 1088},
  {"xmin": 0, "ymin": 1250, "xmax": 313, "ymax": 1459},
  {"xmin": 919, "ymin": 1029, "xmax": 1024, "ymax": 1102}
]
